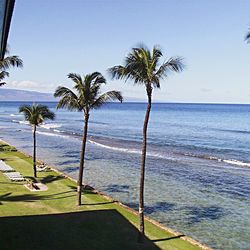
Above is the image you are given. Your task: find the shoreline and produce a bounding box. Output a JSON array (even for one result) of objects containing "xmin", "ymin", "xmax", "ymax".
[{"xmin": 0, "ymin": 138, "xmax": 212, "ymax": 250}]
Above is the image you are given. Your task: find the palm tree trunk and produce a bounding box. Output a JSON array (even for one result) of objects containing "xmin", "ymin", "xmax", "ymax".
[
  {"xmin": 77, "ymin": 113, "xmax": 89, "ymax": 206},
  {"xmin": 138, "ymin": 85, "xmax": 152, "ymax": 243},
  {"xmin": 33, "ymin": 125, "xmax": 37, "ymax": 178}
]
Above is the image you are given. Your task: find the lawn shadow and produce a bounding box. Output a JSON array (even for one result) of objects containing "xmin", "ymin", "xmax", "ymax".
[
  {"xmin": 153, "ymin": 234, "xmax": 185, "ymax": 242},
  {"xmin": 40, "ymin": 175, "xmax": 65, "ymax": 184},
  {"xmin": 0, "ymin": 190, "xmax": 77, "ymax": 203},
  {"xmin": 0, "ymin": 192, "xmax": 12, "ymax": 205},
  {"xmin": 82, "ymin": 201, "xmax": 114, "ymax": 206},
  {"xmin": 0, "ymin": 210, "xmax": 161, "ymax": 250},
  {"xmin": 0, "ymin": 144, "xmax": 17, "ymax": 152}
]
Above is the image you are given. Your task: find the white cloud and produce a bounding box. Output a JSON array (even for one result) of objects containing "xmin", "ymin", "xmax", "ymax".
[{"xmin": 5, "ymin": 80, "xmax": 57, "ymax": 93}]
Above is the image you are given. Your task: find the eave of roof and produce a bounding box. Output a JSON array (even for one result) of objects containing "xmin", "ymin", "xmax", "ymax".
[{"xmin": 0, "ymin": 0, "xmax": 15, "ymax": 60}]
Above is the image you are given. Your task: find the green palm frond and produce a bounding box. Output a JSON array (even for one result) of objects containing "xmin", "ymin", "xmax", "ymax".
[
  {"xmin": 91, "ymin": 91, "xmax": 123, "ymax": 109},
  {"xmin": 0, "ymin": 56, "xmax": 23, "ymax": 69},
  {"xmin": 55, "ymin": 72, "xmax": 123, "ymax": 114},
  {"xmin": 0, "ymin": 49, "xmax": 23, "ymax": 87},
  {"xmin": 109, "ymin": 45, "xmax": 185, "ymax": 89},
  {"xmin": 54, "ymin": 86, "xmax": 81, "ymax": 111},
  {"xmin": 0, "ymin": 71, "xmax": 9, "ymax": 86},
  {"xmin": 245, "ymin": 30, "xmax": 250, "ymax": 42},
  {"xmin": 155, "ymin": 57, "xmax": 184, "ymax": 78},
  {"xmin": 0, "ymin": 71, "xmax": 9, "ymax": 80},
  {"xmin": 19, "ymin": 105, "xmax": 32, "ymax": 122},
  {"xmin": 68, "ymin": 73, "xmax": 82, "ymax": 85},
  {"xmin": 19, "ymin": 104, "xmax": 55, "ymax": 126}
]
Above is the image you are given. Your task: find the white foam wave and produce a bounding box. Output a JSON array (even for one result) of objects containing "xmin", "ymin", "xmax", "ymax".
[
  {"xmin": 53, "ymin": 129, "xmax": 63, "ymax": 133},
  {"xmin": 19, "ymin": 121, "xmax": 29, "ymax": 125},
  {"xmin": 36, "ymin": 131, "xmax": 69, "ymax": 139},
  {"xmin": 88, "ymin": 139, "xmax": 175, "ymax": 161},
  {"xmin": 89, "ymin": 139, "xmax": 141, "ymax": 154},
  {"xmin": 12, "ymin": 120, "xmax": 29, "ymax": 125},
  {"xmin": 183, "ymin": 152, "xmax": 250, "ymax": 168},
  {"xmin": 10, "ymin": 114, "xmax": 21, "ymax": 117},
  {"xmin": 40, "ymin": 123, "xmax": 62, "ymax": 130},
  {"xmin": 223, "ymin": 159, "xmax": 250, "ymax": 168}
]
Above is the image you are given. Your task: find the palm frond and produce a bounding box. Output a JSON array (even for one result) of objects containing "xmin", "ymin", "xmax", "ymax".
[
  {"xmin": 153, "ymin": 57, "xmax": 184, "ymax": 88},
  {"xmin": 37, "ymin": 105, "xmax": 55, "ymax": 120},
  {"xmin": 54, "ymin": 86, "xmax": 80, "ymax": 111},
  {"xmin": 0, "ymin": 56, "xmax": 23, "ymax": 69},
  {"xmin": 245, "ymin": 30, "xmax": 250, "ymax": 42},
  {"xmin": 91, "ymin": 91, "xmax": 123, "ymax": 109},
  {"xmin": 0, "ymin": 71, "xmax": 9, "ymax": 80},
  {"xmin": 68, "ymin": 73, "xmax": 82, "ymax": 84},
  {"xmin": 55, "ymin": 72, "xmax": 123, "ymax": 114},
  {"xmin": 108, "ymin": 65, "xmax": 127, "ymax": 80},
  {"xmin": 19, "ymin": 105, "xmax": 32, "ymax": 121},
  {"xmin": 19, "ymin": 104, "xmax": 54, "ymax": 126},
  {"xmin": 0, "ymin": 71, "xmax": 9, "ymax": 86},
  {"xmin": 110, "ymin": 45, "xmax": 184, "ymax": 89}
]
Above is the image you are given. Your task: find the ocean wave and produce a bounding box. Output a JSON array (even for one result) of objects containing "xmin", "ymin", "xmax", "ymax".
[
  {"xmin": 182, "ymin": 152, "xmax": 250, "ymax": 168},
  {"xmin": 88, "ymin": 139, "xmax": 176, "ymax": 161},
  {"xmin": 10, "ymin": 114, "xmax": 21, "ymax": 117},
  {"xmin": 36, "ymin": 131, "xmax": 70, "ymax": 139},
  {"xmin": 222, "ymin": 159, "xmax": 250, "ymax": 168},
  {"xmin": 40, "ymin": 123, "xmax": 62, "ymax": 130},
  {"xmin": 53, "ymin": 129, "xmax": 63, "ymax": 133},
  {"xmin": 12, "ymin": 120, "xmax": 29, "ymax": 125}
]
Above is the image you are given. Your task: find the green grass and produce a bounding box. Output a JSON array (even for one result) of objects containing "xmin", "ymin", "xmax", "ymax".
[{"xmin": 0, "ymin": 142, "xmax": 202, "ymax": 250}]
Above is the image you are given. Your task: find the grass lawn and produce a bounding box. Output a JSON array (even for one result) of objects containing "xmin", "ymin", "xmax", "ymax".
[{"xmin": 0, "ymin": 142, "xmax": 204, "ymax": 250}]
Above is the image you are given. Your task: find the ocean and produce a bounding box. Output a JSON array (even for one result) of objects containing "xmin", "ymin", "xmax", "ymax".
[{"xmin": 0, "ymin": 101, "xmax": 249, "ymax": 250}]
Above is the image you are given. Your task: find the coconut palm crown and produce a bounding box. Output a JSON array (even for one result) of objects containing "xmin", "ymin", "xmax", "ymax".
[
  {"xmin": 0, "ymin": 48, "xmax": 23, "ymax": 86},
  {"xmin": 54, "ymin": 72, "xmax": 123, "ymax": 205},
  {"xmin": 109, "ymin": 44, "xmax": 184, "ymax": 242},
  {"xmin": 19, "ymin": 104, "xmax": 55, "ymax": 177}
]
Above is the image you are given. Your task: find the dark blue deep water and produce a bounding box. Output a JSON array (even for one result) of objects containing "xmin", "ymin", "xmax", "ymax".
[{"xmin": 0, "ymin": 102, "xmax": 250, "ymax": 249}]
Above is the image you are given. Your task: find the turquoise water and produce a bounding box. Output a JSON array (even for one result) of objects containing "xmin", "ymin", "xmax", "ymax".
[{"xmin": 0, "ymin": 102, "xmax": 250, "ymax": 249}]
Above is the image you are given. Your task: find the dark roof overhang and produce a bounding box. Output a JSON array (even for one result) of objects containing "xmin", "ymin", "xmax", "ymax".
[{"xmin": 0, "ymin": 0, "xmax": 15, "ymax": 60}]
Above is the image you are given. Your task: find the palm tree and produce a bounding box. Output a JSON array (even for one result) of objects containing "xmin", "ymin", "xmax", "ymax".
[
  {"xmin": 19, "ymin": 104, "xmax": 55, "ymax": 178},
  {"xmin": 245, "ymin": 29, "xmax": 250, "ymax": 42},
  {"xmin": 54, "ymin": 72, "xmax": 123, "ymax": 206},
  {"xmin": 0, "ymin": 48, "xmax": 23, "ymax": 86},
  {"xmin": 109, "ymin": 45, "xmax": 184, "ymax": 242}
]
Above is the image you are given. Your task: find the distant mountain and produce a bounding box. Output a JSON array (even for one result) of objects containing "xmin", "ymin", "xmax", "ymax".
[
  {"xmin": 0, "ymin": 88, "xmax": 146, "ymax": 102},
  {"xmin": 0, "ymin": 88, "xmax": 55, "ymax": 101}
]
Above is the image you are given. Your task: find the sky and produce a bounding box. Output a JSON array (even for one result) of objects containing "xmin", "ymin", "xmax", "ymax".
[{"xmin": 3, "ymin": 0, "xmax": 250, "ymax": 103}]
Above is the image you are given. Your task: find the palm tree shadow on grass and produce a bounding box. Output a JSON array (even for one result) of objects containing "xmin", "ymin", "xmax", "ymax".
[
  {"xmin": 0, "ymin": 210, "xmax": 161, "ymax": 250},
  {"xmin": 0, "ymin": 190, "xmax": 77, "ymax": 203},
  {"xmin": 67, "ymin": 185, "xmax": 114, "ymax": 206},
  {"xmin": 40, "ymin": 175, "xmax": 65, "ymax": 184},
  {"xmin": 153, "ymin": 234, "xmax": 185, "ymax": 242}
]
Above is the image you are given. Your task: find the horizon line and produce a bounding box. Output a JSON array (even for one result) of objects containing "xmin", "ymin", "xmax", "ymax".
[{"xmin": 0, "ymin": 100, "xmax": 250, "ymax": 105}]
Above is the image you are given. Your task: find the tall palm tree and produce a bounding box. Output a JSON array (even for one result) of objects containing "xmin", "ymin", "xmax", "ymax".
[
  {"xmin": 0, "ymin": 48, "xmax": 23, "ymax": 86},
  {"xmin": 245, "ymin": 29, "xmax": 250, "ymax": 42},
  {"xmin": 54, "ymin": 72, "xmax": 123, "ymax": 206},
  {"xmin": 109, "ymin": 45, "xmax": 184, "ymax": 242},
  {"xmin": 19, "ymin": 104, "xmax": 55, "ymax": 178}
]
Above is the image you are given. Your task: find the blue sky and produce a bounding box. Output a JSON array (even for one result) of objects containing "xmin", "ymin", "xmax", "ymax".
[{"xmin": 4, "ymin": 0, "xmax": 250, "ymax": 103}]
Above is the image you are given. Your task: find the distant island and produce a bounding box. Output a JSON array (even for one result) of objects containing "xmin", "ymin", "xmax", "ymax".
[
  {"xmin": 0, "ymin": 88, "xmax": 145, "ymax": 102},
  {"xmin": 0, "ymin": 88, "xmax": 55, "ymax": 102}
]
